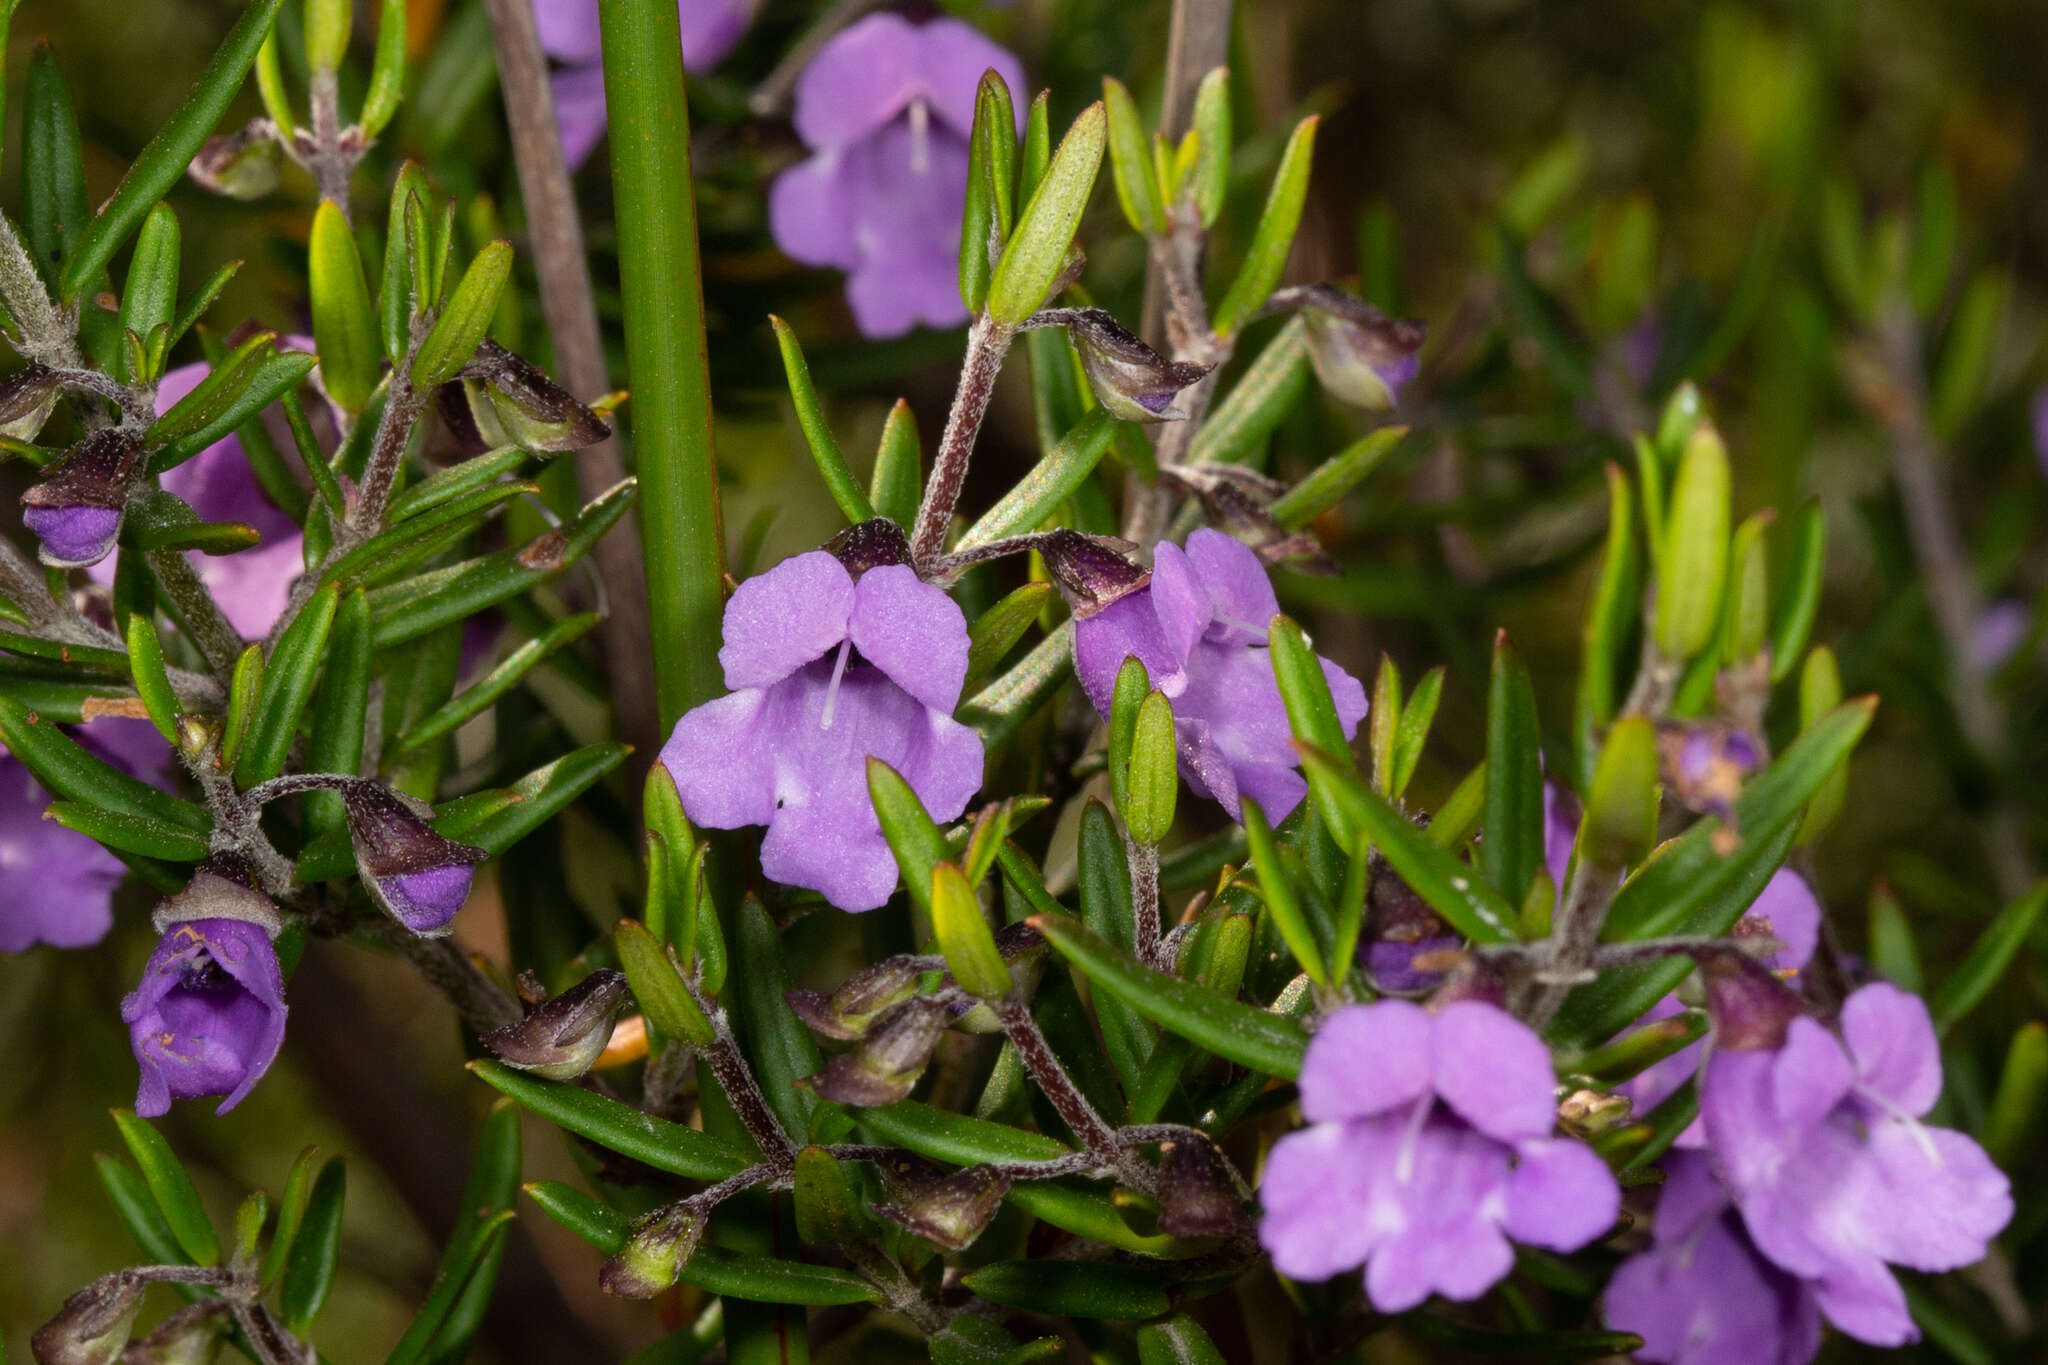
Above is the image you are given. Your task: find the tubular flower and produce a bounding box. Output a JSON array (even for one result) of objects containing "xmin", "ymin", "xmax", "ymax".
[
  {"xmin": 533, "ymin": 0, "xmax": 759, "ymax": 169},
  {"xmin": 768, "ymin": 13, "xmax": 1025, "ymax": 337},
  {"xmin": 1074, "ymin": 528, "xmax": 1367, "ymax": 822},
  {"xmin": 1258, "ymin": 999, "xmax": 1619, "ymax": 1312},
  {"xmin": 660, "ymin": 545, "xmax": 983, "ymax": 912},
  {"xmin": 1604, "ymin": 1152, "xmax": 1825, "ymax": 1365},
  {"xmin": 1696, "ymin": 979, "xmax": 2012, "ymax": 1347},
  {"xmin": 121, "ymin": 865, "xmax": 287, "ymax": 1117}
]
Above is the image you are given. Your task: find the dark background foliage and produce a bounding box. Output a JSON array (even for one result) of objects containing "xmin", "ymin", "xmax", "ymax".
[{"xmin": 4, "ymin": 0, "xmax": 2044, "ymax": 1358}]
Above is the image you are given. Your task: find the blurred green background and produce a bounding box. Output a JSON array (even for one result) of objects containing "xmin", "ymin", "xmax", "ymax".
[{"xmin": 4, "ymin": 0, "xmax": 2046, "ymax": 1359}]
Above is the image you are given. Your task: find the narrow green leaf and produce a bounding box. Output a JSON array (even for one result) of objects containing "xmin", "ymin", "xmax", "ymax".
[
  {"xmin": 387, "ymin": 1102, "xmax": 522, "ymax": 1365},
  {"xmin": 1558, "ymin": 1009, "xmax": 1707, "ymax": 1085},
  {"xmin": 1985, "ymin": 1022, "xmax": 2048, "ymax": 1168},
  {"xmin": 151, "ymin": 350, "xmax": 318, "ymax": 473},
  {"xmin": 303, "ymin": 589, "xmax": 371, "ymax": 839},
  {"xmin": 1125, "ymin": 689, "xmax": 1178, "ymax": 845},
  {"xmin": 1016, "ymin": 92, "xmax": 1051, "ymax": 208},
  {"xmin": 468, "ymin": 1059, "xmax": 751, "ymax": 1179},
  {"xmin": 281, "ymin": 1159, "xmax": 346, "ymax": 1335},
  {"xmin": 1268, "ymin": 613, "xmax": 1354, "ymax": 840},
  {"xmin": 1298, "ymin": 746, "xmax": 1518, "ymax": 944},
  {"xmin": 410, "ymin": 239, "xmax": 512, "ymax": 388},
  {"xmin": 123, "ymin": 613, "xmax": 180, "ymax": 742},
  {"xmin": 963, "ymin": 582, "xmax": 1053, "ymax": 697},
  {"xmin": 122, "ymin": 490, "xmax": 263, "ymax": 556},
  {"xmin": 987, "ymin": 101, "xmax": 1106, "ymax": 325},
  {"xmin": 1270, "ymin": 426, "xmax": 1406, "ymax": 529},
  {"xmin": 112, "ymin": 1109, "xmax": 220, "ymax": 1266},
  {"xmin": 1929, "ymin": 881, "xmax": 2048, "ymax": 1034},
  {"xmin": 0, "ymin": 694, "xmax": 210, "ymax": 832},
  {"xmin": 523, "ymin": 1181, "xmax": 627, "ymax": 1252},
  {"xmin": 1769, "ymin": 500, "xmax": 1825, "ymax": 683},
  {"xmin": 958, "ymin": 70, "xmax": 1017, "ymax": 314},
  {"xmin": 1138, "ymin": 1315, "xmax": 1228, "ymax": 1365},
  {"xmin": 386, "ymin": 443, "xmax": 530, "ymax": 521},
  {"xmin": 1405, "ymin": 1316, "xmax": 1642, "ymax": 1361},
  {"xmin": 1030, "ymin": 912, "xmax": 1310, "ymax": 1078},
  {"xmin": 118, "ymin": 206, "xmax": 180, "ymax": 383},
  {"xmin": 61, "ymin": 0, "xmax": 288, "ymax": 301},
  {"xmin": 46, "ymin": 802, "xmax": 208, "ymax": 861},
  {"xmin": 1867, "ymin": 883, "xmax": 1924, "ymax": 994},
  {"xmin": 1078, "ymin": 799, "xmax": 1152, "ymax": 1099},
  {"xmin": 23, "ymin": 43, "xmax": 90, "ymax": 293},
  {"xmin": 868, "ymin": 757, "xmax": 949, "ymax": 919},
  {"xmin": 954, "ymin": 408, "xmax": 1118, "ymax": 549},
  {"xmin": 309, "ymin": 199, "xmax": 381, "ymax": 413},
  {"xmin": 1186, "ymin": 67, "xmax": 1231, "ymax": 228},
  {"xmin": 96, "ymin": 1154, "xmax": 186, "ymax": 1268},
  {"xmin": 1102, "ymin": 77, "xmax": 1164, "ymax": 235},
  {"xmin": 1482, "ymin": 631, "xmax": 1544, "ymax": 903},
  {"xmin": 367, "ymin": 479, "xmax": 636, "ymax": 647},
  {"xmin": 934, "ymin": 862, "xmax": 1011, "ymax": 999},
  {"xmin": 219, "ymin": 643, "xmax": 264, "ymax": 770},
  {"xmin": 769, "ymin": 316, "xmax": 871, "ymax": 523},
  {"xmin": 869, "ymin": 399, "xmax": 921, "ymax": 529},
  {"xmin": 382, "ymin": 166, "xmax": 431, "ymax": 363},
  {"xmin": 1653, "ymin": 422, "xmax": 1730, "ymax": 663},
  {"xmin": 397, "ymin": 612, "xmax": 599, "ymax": 753},
  {"xmin": 1391, "ymin": 665, "xmax": 1443, "ymax": 799},
  {"xmin": 361, "ymin": 0, "xmax": 408, "ymax": 135},
  {"xmin": 255, "ymin": 30, "xmax": 293, "ymax": 141},
  {"xmin": 236, "ymin": 583, "xmax": 339, "ymax": 786},
  {"xmin": 1930, "ymin": 269, "xmax": 2006, "ymax": 438},
  {"xmin": 1577, "ymin": 463, "xmax": 1639, "ymax": 771},
  {"xmin": 1212, "ymin": 115, "xmax": 1318, "ymax": 337},
  {"xmin": 617, "ymin": 918, "xmax": 715, "ymax": 1047},
  {"xmin": 1243, "ymin": 798, "xmax": 1327, "ymax": 986},
  {"xmin": 259, "ymin": 1146, "xmax": 323, "ymax": 1290},
  {"xmin": 1107, "ymin": 656, "xmax": 1150, "ymax": 820},
  {"xmin": 322, "ymin": 481, "xmax": 538, "ymax": 590},
  {"xmin": 962, "ymin": 1262, "xmax": 1171, "ymax": 1320},
  {"xmin": 1187, "ymin": 317, "xmax": 1310, "ymax": 466}
]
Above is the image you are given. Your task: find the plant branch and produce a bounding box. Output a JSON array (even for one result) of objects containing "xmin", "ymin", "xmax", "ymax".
[
  {"xmin": 911, "ymin": 319, "xmax": 1014, "ymax": 576},
  {"xmin": 145, "ymin": 547, "xmax": 245, "ymax": 680},
  {"xmin": 993, "ymin": 996, "xmax": 1135, "ymax": 1184}
]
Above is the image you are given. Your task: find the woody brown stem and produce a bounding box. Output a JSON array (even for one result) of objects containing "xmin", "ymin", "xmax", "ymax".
[{"xmin": 911, "ymin": 319, "xmax": 1013, "ymax": 576}]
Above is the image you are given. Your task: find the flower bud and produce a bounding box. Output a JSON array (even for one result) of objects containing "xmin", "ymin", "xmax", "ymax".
[
  {"xmin": 823, "ymin": 517, "xmax": 913, "ymax": 578},
  {"xmin": 436, "ymin": 339, "xmax": 610, "ymax": 454},
  {"xmin": 1290, "ymin": 285, "xmax": 1425, "ymax": 411},
  {"xmin": 801, "ymin": 997, "xmax": 947, "ymax": 1107},
  {"xmin": 187, "ymin": 127, "xmax": 282, "ymax": 200},
  {"xmin": 787, "ymin": 956, "xmax": 924, "ymax": 1041},
  {"xmin": 20, "ymin": 429, "xmax": 143, "ymax": 568},
  {"xmin": 482, "ymin": 968, "xmax": 632, "ymax": 1081},
  {"xmin": 1699, "ymin": 949, "xmax": 1805, "ymax": 1052},
  {"xmin": 119, "ymin": 1301, "xmax": 231, "ymax": 1365},
  {"xmin": 1060, "ymin": 308, "xmax": 1212, "ymax": 422},
  {"xmin": 875, "ymin": 1156, "xmax": 1011, "ymax": 1251},
  {"xmin": 340, "ymin": 782, "xmax": 489, "ymax": 936},
  {"xmin": 1032, "ymin": 528, "xmax": 1151, "ymax": 619},
  {"xmin": 0, "ymin": 362, "xmax": 60, "ymax": 441},
  {"xmin": 945, "ymin": 924, "xmax": 1047, "ymax": 1033},
  {"xmin": 1362, "ymin": 856, "xmax": 1457, "ymax": 993},
  {"xmin": 32, "ymin": 1271, "xmax": 145, "ymax": 1365},
  {"xmin": 1155, "ymin": 1134, "xmax": 1249, "ymax": 1239},
  {"xmin": 1155, "ymin": 463, "xmax": 1334, "ymax": 573},
  {"xmin": 1557, "ymin": 1088, "xmax": 1635, "ymax": 1139},
  {"xmin": 1582, "ymin": 715, "xmax": 1659, "ymax": 869},
  {"xmin": 600, "ymin": 1204, "xmax": 703, "ymax": 1300}
]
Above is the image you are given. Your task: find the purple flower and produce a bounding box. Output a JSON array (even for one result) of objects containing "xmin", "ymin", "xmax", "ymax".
[
  {"xmin": 1, "ymin": 719, "xmax": 171, "ymax": 953},
  {"xmin": 87, "ymin": 359, "xmax": 307, "ymax": 639},
  {"xmin": 1971, "ymin": 599, "xmax": 2029, "ymax": 670},
  {"xmin": 767, "ymin": 13, "xmax": 1025, "ymax": 338},
  {"xmin": 1259, "ymin": 999, "xmax": 1619, "ymax": 1311},
  {"xmin": 1075, "ymin": 529, "xmax": 1367, "ymax": 822},
  {"xmin": 1699, "ymin": 981, "xmax": 2012, "ymax": 1346},
  {"xmin": 122, "ymin": 896, "xmax": 287, "ymax": 1117},
  {"xmin": 1604, "ymin": 1152, "xmax": 1824, "ymax": 1365},
  {"xmin": 535, "ymin": 0, "xmax": 759, "ymax": 169},
  {"xmin": 660, "ymin": 549, "xmax": 984, "ymax": 912}
]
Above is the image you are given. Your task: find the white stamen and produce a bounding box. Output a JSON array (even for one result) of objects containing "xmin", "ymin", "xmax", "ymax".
[
  {"xmin": 909, "ymin": 98, "xmax": 932, "ymax": 176},
  {"xmin": 820, "ymin": 637, "xmax": 854, "ymax": 731},
  {"xmin": 1859, "ymin": 1083, "xmax": 1943, "ymax": 1166},
  {"xmin": 1395, "ymin": 1093, "xmax": 1433, "ymax": 1185}
]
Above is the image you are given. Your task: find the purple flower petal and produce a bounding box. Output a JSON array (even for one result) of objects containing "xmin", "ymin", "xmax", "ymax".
[
  {"xmin": 907, "ymin": 16, "xmax": 1026, "ymax": 136},
  {"xmin": 1747, "ymin": 868, "xmax": 1821, "ymax": 971},
  {"xmin": 768, "ymin": 151, "xmax": 863, "ymax": 271},
  {"xmin": 1839, "ymin": 981, "xmax": 1941, "ymax": 1116},
  {"xmin": 1257, "ymin": 1120, "xmax": 1384, "ymax": 1282},
  {"xmin": 1807, "ymin": 1255, "xmax": 1917, "ymax": 1348},
  {"xmin": 1073, "ymin": 590, "xmax": 1184, "ymax": 714},
  {"xmin": 1181, "ymin": 529, "xmax": 1280, "ymax": 645},
  {"xmin": 660, "ymin": 688, "xmax": 782, "ymax": 830},
  {"xmin": 381, "ymin": 864, "xmax": 477, "ymax": 935},
  {"xmin": 1148, "ymin": 539, "xmax": 1213, "ymax": 665},
  {"xmin": 1502, "ymin": 1138, "xmax": 1619, "ymax": 1249},
  {"xmin": 0, "ymin": 753, "xmax": 128, "ymax": 951},
  {"xmin": 849, "ymin": 564, "xmax": 969, "ymax": 713},
  {"xmin": 23, "ymin": 505, "xmax": 120, "ymax": 566},
  {"xmin": 1431, "ymin": 1000, "xmax": 1558, "ymax": 1142},
  {"xmin": 791, "ymin": 14, "xmax": 1016, "ymax": 150},
  {"xmin": 121, "ymin": 918, "xmax": 286, "ymax": 1117},
  {"xmin": 1606, "ymin": 1194, "xmax": 1824, "ymax": 1365},
  {"xmin": 678, "ymin": 0, "xmax": 759, "ymax": 70},
  {"xmin": 717, "ymin": 550, "xmax": 855, "ymax": 690},
  {"xmin": 1359, "ymin": 1116, "xmax": 1516, "ymax": 1311},
  {"xmin": 836, "ymin": 123, "xmax": 973, "ymax": 337},
  {"xmin": 532, "ymin": 0, "xmax": 602, "ymax": 63},
  {"xmin": 1298, "ymin": 1001, "xmax": 1432, "ymax": 1122}
]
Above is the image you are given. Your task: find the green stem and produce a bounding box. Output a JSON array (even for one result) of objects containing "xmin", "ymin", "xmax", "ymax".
[{"xmin": 597, "ymin": 0, "xmax": 725, "ymax": 732}]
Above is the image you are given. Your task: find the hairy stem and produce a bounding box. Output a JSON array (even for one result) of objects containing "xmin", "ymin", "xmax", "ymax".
[
  {"xmin": 911, "ymin": 319, "xmax": 1014, "ymax": 576},
  {"xmin": 304, "ymin": 68, "xmax": 352, "ymax": 219},
  {"xmin": 379, "ymin": 926, "xmax": 523, "ymax": 1034},
  {"xmin": 344, "ymin": 369, "xmax": 423, "ymax": 545},
  {"xmin": 1516, "ymin": 859, "xmax": 1620, "ymax": 1030},
  {"xmin": 994, "ymin": 996, "xmax": 1129, "ymax": 1178},
  {"xmin": 1126, "ymin": 832, "xmax": 1166, "ymax": 970},
  {"xmin": 690, "ymin": 979, "xmax": 800, "ymax": 1168}
]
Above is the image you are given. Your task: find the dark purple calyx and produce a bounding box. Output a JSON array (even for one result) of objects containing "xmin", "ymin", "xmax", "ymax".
[
  {"xmin": 824, "ymin": 517, "xmax": 914, "ymax": 579},
  {"xmin": 482, "ymin": 968, "xmax": 632, "ymax": 1081},
  {"xmin": 340, "ymin": 781, "xmax": 489, "ymax": 936},
  {"xmin": 1060, "ymin": 307, "xmax": 1213, "ymax": 424},
  {"xmin": 1158, "ymin": 463, "xmax": 1337, "ymax": 575},
  {"xmin": 439, "ymin": 338, "xmax": 611, "ymax": 454}
]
